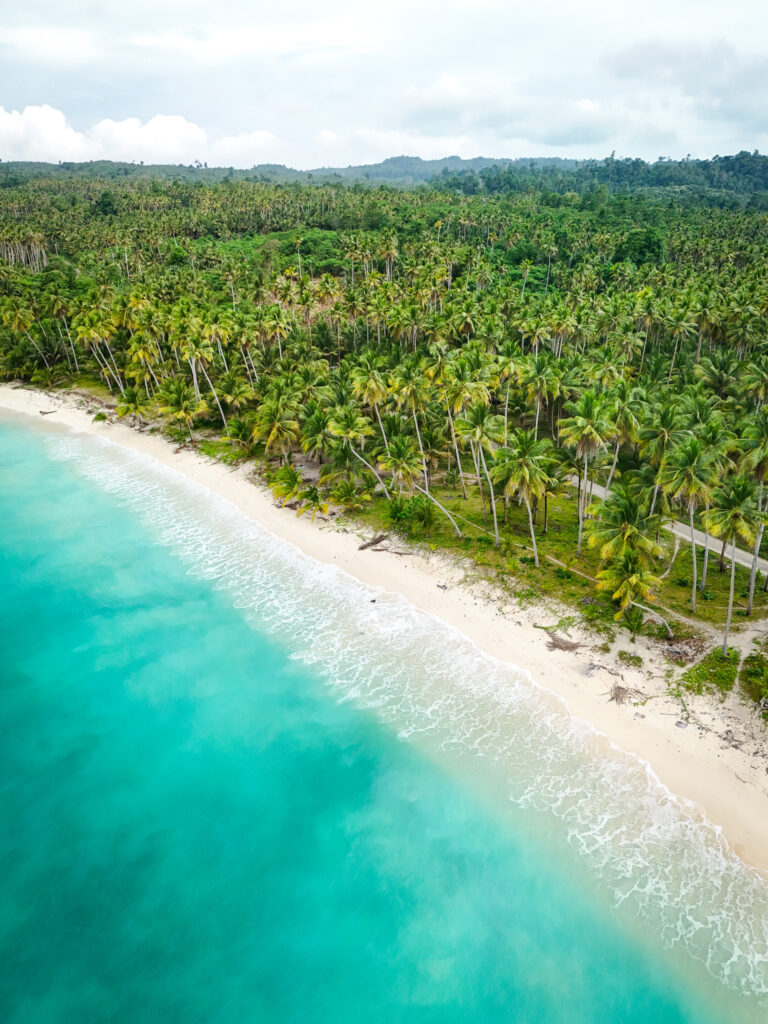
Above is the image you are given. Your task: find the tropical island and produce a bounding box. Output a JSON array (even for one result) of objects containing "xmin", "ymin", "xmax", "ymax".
[{"xmin": 2, "ymin": 157, "xmax": 768, "ymax": 860}]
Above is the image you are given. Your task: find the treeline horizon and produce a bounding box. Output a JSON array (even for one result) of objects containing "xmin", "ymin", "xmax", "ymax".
[{"xmin": 1, "ymin": 150, "xmax": 767, "ymax": 204}]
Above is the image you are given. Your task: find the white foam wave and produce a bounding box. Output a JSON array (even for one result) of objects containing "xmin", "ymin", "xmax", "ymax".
[{"xmin": 47, "ymin": 432, "xmax": 768, "ymax": 1002}]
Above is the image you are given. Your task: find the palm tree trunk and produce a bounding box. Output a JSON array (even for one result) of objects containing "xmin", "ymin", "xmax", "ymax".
[
  {"xmin": 700, "ymin": 531, "xmax": 710, "ymax": 591},
  {"xmin": 723, "ymin": 537, "xmax": 737, "ymax": 655},
  {"xmin": 504, "ymin": 380, "xmax": 511, "ymax": 436},
  {"xmin": 24, "ymin": 329, "xmax": 50, "ymax": 369},
  {"xmin": 534, "ymin": 397, "xmax": 540, "ymax": 440},
  {"xmin": 577, "ymin": 453, "xmax": 588, "ymax": 555},
  {"xmin": 525, "ymin": 496, "xmax": 539, "ymax": 566},
  {"xmin": 605, "ymin": 441, "xmax": 620, "ymax": 492},
  {"xmin": 747, "ymin": 521, "xmax": 764, "ymax": 615},
  {"xmin": 62, "ymin": 317, "xmax": 78, "ymax": 371},
  {"xmin": 374, "ymin": 402, "xmax": 390, "ymax": 455},
  {"xmin": 200, "ymin": 363, "xmax": 228, "ymax": 434},
  {"xmin": 689, "ymin": 505, "xmax": 698, "ymax": 614},
  {"xmin": 350, "ymin": 448, "xmax": 390, "ymax": 499},
  {"xmin": 411, "ymin": 405, "xmax": 429, "ymax": 492},
  {"xmin": 719, "ymin": 536, "xmax": 727, "ymax": 573},
  {"xmin": 414, "ymin": 485, "xmax": 461, "ymax": 537},
  {"xmin": 649, "ymin": 482, "xmax": 659, "ymax": 517},
  {"xmin": 479, "ymin": 446, "xmax": 500, "ymax": 547},
  {"xmin": 631, "ymin": 602, "xmax": 673, "ymax": 640},
  {"xmin": 470, "ymin": 442, "xmax": 487, "ymax": 524},
  {"xmin": 446, "ymin": 406, "xmax": 467, "ymax": 499}
]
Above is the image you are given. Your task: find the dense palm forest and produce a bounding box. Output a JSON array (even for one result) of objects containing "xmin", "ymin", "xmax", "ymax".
[{"xmin": 2, "ymin": 171, "xmax": 768, "ymax": 693}]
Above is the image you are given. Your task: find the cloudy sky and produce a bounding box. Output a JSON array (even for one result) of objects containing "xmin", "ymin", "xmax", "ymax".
[{"xmin": 0, "ymin": 0, "xmax": 766, "ymax": 168}]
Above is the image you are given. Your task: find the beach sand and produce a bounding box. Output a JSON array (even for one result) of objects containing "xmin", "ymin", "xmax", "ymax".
[{"xmin": 3, "ymin": 383, "xmax": 767, "ymax": 872}]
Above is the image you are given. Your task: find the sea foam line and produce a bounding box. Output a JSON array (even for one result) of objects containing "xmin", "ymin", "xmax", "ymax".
[{"xmin": 47, "ymin": 430, "xmax": 768, "ymax": 1001}]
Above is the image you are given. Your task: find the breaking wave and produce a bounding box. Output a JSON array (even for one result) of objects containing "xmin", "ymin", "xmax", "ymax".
[{"xmin": 48, "ymin": 431, "xmax": 768, "ymax": 1004}]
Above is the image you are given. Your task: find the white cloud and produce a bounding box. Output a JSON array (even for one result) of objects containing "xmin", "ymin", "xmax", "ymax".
[{"xmin": 0, "ymin": 106, "xmax": 283, "ymax": 166}]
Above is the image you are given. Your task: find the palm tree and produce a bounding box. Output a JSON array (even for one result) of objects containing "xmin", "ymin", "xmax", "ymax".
[
  {"xmin": 596, "ymin": 549, "xmax": 672, "ymax": 638},
  {"xmin": 158, "ymin": 380, "xmax": 207, "ymax": 440},
  {"xmin": 252, "ymin": 396, "xmax": 301, "ymax": 461},
  {"xmin": 456, "ymin": 402, "xmax": 505, "ymax": 547},
  {"xmin": 659, "ymin": 438, "xmax": 715, "ymax": 613},
  {"xmin": 328, "ymin": 404, "xmax": 390, "ymax": 498},
  {"xmin": 741, "ymin": 407, "xmax": 768, "ymax": 612},
  {"xmin": 703, "ymin": 477, "xmax": 760, "ymax": 654},
  {"xmin": 389, "ymin": 358, "xmax": 432, "ymax": 491},
  {"xmin": 491, "ymin": 429, "xmax": 551, "ymax": 565},
  {"xmin": 586, "ymin": 482, "xmax": 662, "ymax": 564},
  {"xmin": 558, "ymin": 391, "xmax": 614, "ymax": 555}
]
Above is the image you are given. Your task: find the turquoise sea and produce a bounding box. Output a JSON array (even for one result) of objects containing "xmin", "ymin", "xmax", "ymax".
[{"xmin": 2, "ymin": 411, "xmax": 768, "ymax": 1023}]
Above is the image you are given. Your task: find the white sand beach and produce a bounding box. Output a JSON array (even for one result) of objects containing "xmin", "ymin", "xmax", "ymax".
[{"xmin": 3, "ymin": 383, "xmax": 767, "ymax": 872}]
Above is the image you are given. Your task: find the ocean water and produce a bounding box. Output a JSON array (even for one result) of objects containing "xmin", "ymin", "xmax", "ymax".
[{"xmin": 1, "ymin": 413, "xmax": 767, "ymax": 1023}]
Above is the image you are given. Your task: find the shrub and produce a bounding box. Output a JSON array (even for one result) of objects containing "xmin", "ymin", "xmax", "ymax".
[
  {"xmin": 682, "ymin": 647, "xmax": 739, "ymax": 697},
  {"xmin": 617, "ymin": 649, "xmax": 643, "ymax": 668},
  {"xmin": 739, "ymin": 652, "xmax": 768, "ymax": 706}
]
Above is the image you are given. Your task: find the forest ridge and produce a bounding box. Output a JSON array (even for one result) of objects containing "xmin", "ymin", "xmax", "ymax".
[{"xmin": 1, "ymin": 151, "xmax": 768, "ymax": 201}]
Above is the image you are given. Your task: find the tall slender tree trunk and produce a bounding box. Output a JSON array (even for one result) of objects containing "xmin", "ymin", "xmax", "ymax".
[
  {"xmin": 747, "ymin": 518, "xmax": 764, "ymax": 616},
  {"xmin": 577, "ymin": 453, "xmax": 588, "ymax": 556},
  {"xmin": 479, "ymin": 446, "xmax": 499, "ymax": 548},
  {"xmin": 200, "ymin": 363, "xmax": 228, "ymax": 434},
  {"xmin": 605, "ymin": 440, "xmax": 620, "ymax": 492},
  {"xmin": 723, "ymin": 537, "xmax": 737, "ymax": 656},
  {"xmin": 525, "ymin": 496, "xmax": 539, "ymax": 566},
  {"xmin": 351, "ymin": 448, "xmax": 390, "ymax": 499},
  {"xmin": 700, "ymin": 531, "xmax": 711, "ymax": 591},
  {"xmin": 689, "ymin": 505, "xmax": 698, "ymax": 614},
  {"xmin": 411, "ymin": 405, "xmax": 429, "ymax": 492},
  {"xmin": 414, "ymin": 485, "xmax": 461, "ymax": 537},
  {"xmin": 374, "ymin": 402, "xmax": 390, "ymax": 455},
  {"xmin": 470, "ymin": 442, "xmax": 488, "ymax": 524},
  {"xmin": 446, "ymin": 406, "xmax": 467, "ymax": 499}
]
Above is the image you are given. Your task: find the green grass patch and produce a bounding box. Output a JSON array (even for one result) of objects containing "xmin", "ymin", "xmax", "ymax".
[
  {"xmin": 617, "ymin": 649, "xmax": 643, "ymax": 668},
  {"xmin": 738, "ymin": 652, "xmax": 768, "ymax": 707},
  {"xmin": 682, "ymin": 647, "xmax": 739, "ymax": 697}
]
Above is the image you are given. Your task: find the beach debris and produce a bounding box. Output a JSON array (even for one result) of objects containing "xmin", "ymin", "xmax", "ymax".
[
  {"xmin": 606, "ymin": 683, "xmax": 646, "ymax": 705},
  {"xmin": 676, "ymin": 720, "xmax": 688, "ymax": 729},
  {"xmin": 359, "ymin": 533, "xmax": 389, "ymax": 551},
  {"xmin": 546, "ymin": 632, "xmax": 583, "ymax": 653}
]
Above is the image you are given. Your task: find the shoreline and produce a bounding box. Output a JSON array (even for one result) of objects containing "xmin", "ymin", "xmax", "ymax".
[{"xmin": 3, "ymin": 383, "xmax": 768, "ymax": 873}]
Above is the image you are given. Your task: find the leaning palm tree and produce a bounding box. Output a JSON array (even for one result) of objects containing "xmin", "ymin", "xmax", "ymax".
[
  {"xmin": 491, "ymin": 429, "xmax": 551, "ymax": 566},
  {"xmin": 596, "ymin": 549, "xmax": 672, "ymax": 639},
  {"xmin": 658, "ymin": 437, "xmax": 715, "ymax": 613},
  {"xmin": 703, "ymin": 477, "xmax": 760, "ymax": 655}
]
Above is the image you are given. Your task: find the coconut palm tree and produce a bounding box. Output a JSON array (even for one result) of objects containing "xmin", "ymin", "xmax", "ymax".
[
  {"xmin": 596, "ymin": 550, "xmax": 672, "ymax": 638},
  {"xmin": 558, "ymin": 390, "xmax": 614, "ymax": 555},
  {"xmin": 703, "ymin": 477, "xmax": 760, "ymax": 654},
  {"xmin": 491, "ymin": 429, "xmax": 551, "ymax": 565},
  {"xmin": 659, "ymin": 438, "xmax": 715, "ymax": 613},
  {"xmin": 456, "ymin": 402, "xmax": 505, "ymax": 547}
]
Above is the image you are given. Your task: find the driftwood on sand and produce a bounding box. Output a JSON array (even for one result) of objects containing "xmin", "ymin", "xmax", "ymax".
[
  {"xmin": 606, "ymin": 683, "xmax": 646, "ymax": 705},
  {"xmin": 545, "ymin": 632, "xmax": 583, "ymax": 653},
  {"xmin": 359, "ymin": 533, "xmax": 389, "ymax": 551}
]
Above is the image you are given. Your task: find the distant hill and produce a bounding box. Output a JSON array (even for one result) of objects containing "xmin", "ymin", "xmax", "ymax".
[{"xmin": 1, "ymin": 152, "xmax": 766, "ymax": 202}]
